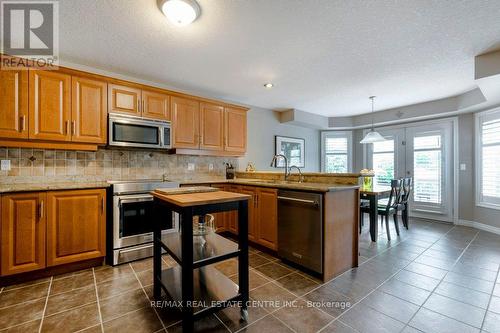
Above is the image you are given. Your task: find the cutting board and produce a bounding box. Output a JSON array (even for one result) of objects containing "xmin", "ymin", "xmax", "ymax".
[{"xmin": 154, "ymin": 186, "xmax": 218, "ymax": 195}]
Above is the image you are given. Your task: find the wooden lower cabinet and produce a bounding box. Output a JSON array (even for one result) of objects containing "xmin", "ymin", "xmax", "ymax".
[
  {"xmin": 46, "ymin": 189, "xmax": 106, "ymax": 266},
  {"xmin": 239, "ymin": 186, "xmax": 257, "ymax": 242},
  {"xmin": 1, "ymin": 193, "xmax": 46, "ymax": 276},
  {"xmin": 254, "ymin": 188, "xmax": 278, "ymax": 250},
  {"xmin": 225, "ymin": 185, "xmax": 241, "ymax": 234},
  {"xmin": 219, "ymin": 184, "xmax": 278, "ymax": 250},
  {"xmin": 210, "ymin": 184, "xmax": 227, "ymax": 232},
  {"xmin": 0, "ymin": 189, "xmax": 106, "ymax": 277}
]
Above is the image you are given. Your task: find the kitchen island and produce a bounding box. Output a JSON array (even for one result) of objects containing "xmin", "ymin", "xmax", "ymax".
[
  {"xmin": 176, "ymin": 172, "xmax": 361, "ymax": 282},
  {"xmin": 151, "ymin": 189, "xmax": 251, "ymax": 332}
]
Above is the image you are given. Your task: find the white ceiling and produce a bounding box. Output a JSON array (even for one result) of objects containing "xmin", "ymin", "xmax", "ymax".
[{"xmin": 59, "ymin": 0, "xmax": 500, "ymax": 116}]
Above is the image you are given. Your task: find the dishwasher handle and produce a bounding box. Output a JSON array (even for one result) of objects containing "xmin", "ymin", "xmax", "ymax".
[{"xmin": 277, "ymin": 196, "xmax": 319, "ymax": 207}]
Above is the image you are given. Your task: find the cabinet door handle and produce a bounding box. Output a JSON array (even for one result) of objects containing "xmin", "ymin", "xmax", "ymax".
[
  {"xmin": 20, "ymin": 115, "xmax": 26, "ymax": 132},
  {"xmin": 142, "ymin": 100, "xmax": 145, "ymax": 113},
  {"xmin": 72, "ymin": 120, "xmax": 76, "ymax": 136},
  {"xmin": 65, "ymin": 120, "xmax": 70, "ymax": 134},
  {"xmin": 39, "ymin": 201, "xmax": 44, "ymax": 219},
  {"xmin": 101, "ymin": 197, "xmax": 104, "ymax": 214},
  {"xmin": 137, "ymin": 99, "xmax": 141, "ymax": 113}
]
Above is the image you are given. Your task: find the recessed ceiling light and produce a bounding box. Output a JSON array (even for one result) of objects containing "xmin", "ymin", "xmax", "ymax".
[
  {"xmin": 264, "ymin": 83, "xmax": 274, "ymax": 88},
  {"xmin": 159, "ymin": 0, "xmax": 201, "ymax": 27}
]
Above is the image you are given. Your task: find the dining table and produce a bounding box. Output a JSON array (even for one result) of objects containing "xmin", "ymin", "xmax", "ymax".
[{"xmin": 360, "ymin": 186, "xmax": 392, "ymax": 242}]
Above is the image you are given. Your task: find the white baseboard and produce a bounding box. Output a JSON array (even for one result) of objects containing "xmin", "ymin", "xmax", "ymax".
[{"xmin": 456, "ymin": 219, "xmax": 500, "ymax": 235}]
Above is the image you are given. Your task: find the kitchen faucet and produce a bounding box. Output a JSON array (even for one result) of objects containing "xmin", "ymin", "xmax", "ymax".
[
  {"xmin": 288, "ymin": 165, "xmax": 304, "ymax": 183},
  {"xmin": 270, "ymin": 154, "xmax": 289, "ymax": 180}
]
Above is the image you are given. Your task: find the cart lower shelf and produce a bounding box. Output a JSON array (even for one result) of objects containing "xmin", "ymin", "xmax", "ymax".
[{"xmin": 156, "ymin": 265, "xmax": 242, "ymax": 316}]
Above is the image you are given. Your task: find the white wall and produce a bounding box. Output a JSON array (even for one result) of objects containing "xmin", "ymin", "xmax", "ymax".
[{"xmin": 238, "ymin": 107, "xmax": 320, "ymax": 172}]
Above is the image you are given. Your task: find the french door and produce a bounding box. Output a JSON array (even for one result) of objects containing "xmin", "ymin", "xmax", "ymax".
[{"xmin": 367, "ymin": 120, "xmax": 454, "ymax": 221}]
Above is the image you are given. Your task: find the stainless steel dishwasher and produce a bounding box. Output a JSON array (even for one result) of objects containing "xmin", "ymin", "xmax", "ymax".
[{"xmin": 277, "ymin": 190, "xmax": 323, "ymax": 274}]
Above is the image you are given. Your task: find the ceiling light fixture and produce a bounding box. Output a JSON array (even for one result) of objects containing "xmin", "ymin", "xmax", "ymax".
[
  {"xmin": 360, "ymin": 96, "xmax": 387, "ymax": 144},
  {"xmin": 158, "ymin": 0, "xmax": 201, "ymax": 27},
  {"xmin": 264, "ymin": 83, "xmax": 274, "ymax": 88}
]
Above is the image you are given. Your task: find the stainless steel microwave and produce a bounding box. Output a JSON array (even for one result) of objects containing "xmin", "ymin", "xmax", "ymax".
[{"xmin": 108, "ymin": 114, "xmax": 172, "ymax": 149}]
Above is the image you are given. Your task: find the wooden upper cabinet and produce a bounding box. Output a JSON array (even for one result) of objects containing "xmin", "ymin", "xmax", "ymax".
[
  {"xmin": 71, "ymin": 76, "xmax": 107, "ymax": 144},
  {"xmin": 256, "ymin": 188, "xmax": 278, "ymax": 250},
  {"xmin": 0, "ymin": 70, "xmax": 29, "ymax": 139},
  {"xmin": 29, "ymin": 70, "xmax": 71, "ymax": 141},
  {"xmin": 142, "ymin": 90, "xmax": 170, "ymax": 121},
  {"xmin": 1, "ymin": 192, "xmax": 46, "ymax": 276},
  {"xmin": 200, "ymin": 103, "xmax": 224, "ymax": 151},
  {"xmin": 171, "ymin": 96, "xmax": 200, "ymax": 149},
  {"xmin": 108, "ymin": 83, "xmax": 142, "ymax": 117},
  {"xmin": 224, "ymin": 107, "xmax": 247, "ymax": 153},
  {"xmin": 46, "ymin": 189, "xmax": 106, "ymax": 267}
]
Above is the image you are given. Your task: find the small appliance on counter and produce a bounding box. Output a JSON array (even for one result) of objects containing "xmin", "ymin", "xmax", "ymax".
[
  {"xmin": 225, "ymin": 162, "xmax": 235, "ymax": 179},
  {"xmin": 245, "ymin": 162, "xmax": 256, "ymax": 172}
]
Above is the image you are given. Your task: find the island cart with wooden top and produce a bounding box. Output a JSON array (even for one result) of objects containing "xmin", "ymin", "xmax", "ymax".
[{"xmin": 152, "ymin": 189, "xmax": 250, "ymax": 332}]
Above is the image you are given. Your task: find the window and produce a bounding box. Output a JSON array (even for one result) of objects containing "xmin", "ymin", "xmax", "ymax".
[
  {"xmin": 476, "ymin": 109, "xmax": 500, "ymax": 209},
  {"xmin": 372, "ymin": 139, "xmax": 395, "ymax": 186},
  {"xmin": 413, "ymin": 134, "xmax": 442, "ymax": 204},
  {"xmin": 321, "ymin": 131, "xmax": 352, "ymax": 173}
]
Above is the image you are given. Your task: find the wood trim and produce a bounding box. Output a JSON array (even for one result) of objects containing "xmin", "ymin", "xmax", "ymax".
[
  {"xmin": 0, "ymin": 140, "xmax": 98, "ymax": 151},
  {"xmin": 323, "ymin": 188, "xmax": 359, "ymax": 281}
]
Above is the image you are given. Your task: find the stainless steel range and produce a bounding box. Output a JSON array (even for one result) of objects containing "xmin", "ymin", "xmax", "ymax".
[{"xmin": 107, "ymin": 179, "xmax": 179, "ymax": 265}]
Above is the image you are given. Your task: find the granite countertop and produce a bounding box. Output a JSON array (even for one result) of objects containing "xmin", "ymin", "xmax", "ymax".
[
  {"xmin": 0, "ymin": 182, "xmax": 110, "ymax": 193},
  {"xmin": 174, "ymin": 178, "xmax": 359, "ymax": 192}
]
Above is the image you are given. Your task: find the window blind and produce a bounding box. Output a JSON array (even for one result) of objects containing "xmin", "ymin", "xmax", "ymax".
[{"xmin": 481, "ymin": 118, "xmax": 500, "ymax": 200}]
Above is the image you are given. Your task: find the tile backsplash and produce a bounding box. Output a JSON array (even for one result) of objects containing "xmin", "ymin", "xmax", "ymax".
[{"xmin": 0, "ymin": 147, "xmax": 237, "ymax": 184}]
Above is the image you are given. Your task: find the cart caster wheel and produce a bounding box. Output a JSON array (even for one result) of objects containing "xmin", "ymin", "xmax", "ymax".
[{"xmin": 240, "ymin": 309, "xmax": 249, "ymax": 321}]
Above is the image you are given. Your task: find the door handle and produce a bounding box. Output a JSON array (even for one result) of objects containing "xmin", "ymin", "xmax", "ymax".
[
  {"xmin": 119, "ymin": 244, "xmax": 152, "ymax": 254},
  {"xmin": 20, "ymin": 115, "xmax": 26, "ymax": 132},
  {"xmin": 142, "ymin": 100, "xmax": 145, "ymax": 113},
  {"xmin": 137, "ymin": 99, "xmax": 141, "ymax": 113},
  {"xmin": 72, "ymin": 121, "xmax": 76, "ymax": 136},
  {"xmin": 101, "ymin": 197, "xmax": 104, "ymax": 214},
  {"xmin": 277, "ymin": 196, "xmax": 318, "ymax": 206},
  {"xmin": 65, "ymin": 121, "xmax": 70, "ymax": 134},
  {"xmin": 39, "ymin": 200, "xmax": 44, "ymax": 219}
]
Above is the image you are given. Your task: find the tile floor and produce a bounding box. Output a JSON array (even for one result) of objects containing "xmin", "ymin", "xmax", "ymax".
[{"xmin": 1, "ymin": 218, "xmax": 500, "ymax": 333}]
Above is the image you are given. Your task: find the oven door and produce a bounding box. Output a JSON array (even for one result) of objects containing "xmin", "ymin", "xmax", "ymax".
[
  {"xmin": 109, "ymin": 116, "xmax": 163, "ymax": 149},
  {"xmin": 113, "ymin": 194, "xmax": 176, "ymax": 249}
]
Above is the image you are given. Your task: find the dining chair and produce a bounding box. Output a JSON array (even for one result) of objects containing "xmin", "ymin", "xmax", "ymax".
[
  {"xmin": 360, "ymin": 179, "xmax": 403, "ymax": 241},
  {"xmin": 396, "ymin": 177, "xmax": 412, "ymax": 229}
]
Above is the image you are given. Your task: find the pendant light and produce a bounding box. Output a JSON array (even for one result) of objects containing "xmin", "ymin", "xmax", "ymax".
[{"xmin": 360, "ymin": 96, "xmax": 387, "ymax": 144}]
